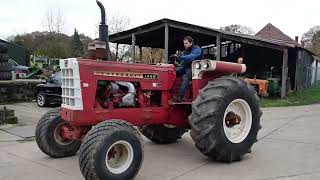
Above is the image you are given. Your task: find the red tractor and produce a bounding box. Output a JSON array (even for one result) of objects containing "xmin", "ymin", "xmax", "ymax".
[{"xmin": 35, "ymin": 1, "xmax": 262, "ymax": 179}]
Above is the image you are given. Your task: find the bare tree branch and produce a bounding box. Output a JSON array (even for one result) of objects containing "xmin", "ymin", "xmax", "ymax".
[
  {"xmin": 43, "ymin": 8, "xmax": 65, "ymax": 34},
  {"xmin": 220, "ymin": 24, "xmax": 255, "ymax": 35}
]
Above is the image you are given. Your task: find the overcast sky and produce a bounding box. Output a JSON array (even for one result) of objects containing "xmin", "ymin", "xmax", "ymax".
[{"xmin": 0, "ymin": 0, "xmax": 319, "ymax": 40}]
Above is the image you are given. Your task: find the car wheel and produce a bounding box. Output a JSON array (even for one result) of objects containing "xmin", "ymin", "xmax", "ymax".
[{"xmin": 37, "ymin": 92, "xmax": 49, "ymax": 107}]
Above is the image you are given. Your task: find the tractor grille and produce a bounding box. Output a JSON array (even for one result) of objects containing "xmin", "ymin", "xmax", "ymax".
[{"xmin": 59, "ymin": 58, "xmax": 83, "ymax": 110}]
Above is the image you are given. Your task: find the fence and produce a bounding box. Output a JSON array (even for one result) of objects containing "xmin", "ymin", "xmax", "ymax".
[{"xmin": 310, "ymin": 67, "xmax": 320, "ymax": 86}]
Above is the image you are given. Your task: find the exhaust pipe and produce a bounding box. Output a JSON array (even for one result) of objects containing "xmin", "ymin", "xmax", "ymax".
[{"xmin": 96, "ymin": 0, "xmax": 111, "ymax": 60}]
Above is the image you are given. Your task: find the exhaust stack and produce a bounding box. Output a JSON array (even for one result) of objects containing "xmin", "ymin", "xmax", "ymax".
[
  {"xmin": 88, "ymin": 0, "xmax": 111, "ymax": 60},
  {"xmin": 96, "ymin": 0, "xmax": 108, "ymax": 42}
]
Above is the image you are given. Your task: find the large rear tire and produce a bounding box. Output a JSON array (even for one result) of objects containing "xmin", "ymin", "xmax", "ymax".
[
  {"xmin": 189, "ymin": 77, "xmax": 262, "ymax": 162},
  {"xmin": 138, "ymin": 125, "xmax": 188, "ymax": 144},
  {"xmin": 0, "ymin": 62, "xmax": 12, "ymax": 71},
  {"xmin": 0, "ymin": 53, "xmax": 9, "ymax": 62},
  {"xmin": 0, "ymin": 71, "xmax": 12, "ymax": 80},
  {"xmin": 35, "ymin": 108, "xmax": 81, "ymax": 158},
  {"xmin": 0, "ymin": 44, "xmax": 8, "ymax": 53},
  {"xmin": 79, "ymin": 120, "xmax": 144, "ymax": 180}
]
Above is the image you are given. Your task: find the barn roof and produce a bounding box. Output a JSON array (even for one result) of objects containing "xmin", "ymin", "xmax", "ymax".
[{"xmin": 109, "ymin": 18, "xmax": 303, "ymax": 51}]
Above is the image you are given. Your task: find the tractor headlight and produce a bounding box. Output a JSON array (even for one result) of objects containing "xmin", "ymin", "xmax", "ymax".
[
  {"xmin": 203, "ymin": 62, "xmax": 209, "ymax": 69},
  {"xmin": 195, "ymin": 63, "xmax": 201, "ymax": 69}
]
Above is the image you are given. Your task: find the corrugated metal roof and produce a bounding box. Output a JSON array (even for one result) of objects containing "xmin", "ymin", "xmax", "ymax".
[{"xmin": 109, "ymin": 18, "xmax": 303, "ymax": 49}]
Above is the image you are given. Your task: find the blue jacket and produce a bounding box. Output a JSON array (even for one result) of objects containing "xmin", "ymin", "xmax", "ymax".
[{"xmin": 180, "ymin": 45, "xmax": 203, "ymax": 68}]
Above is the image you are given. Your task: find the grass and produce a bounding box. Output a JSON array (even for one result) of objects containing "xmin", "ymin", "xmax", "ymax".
[{"xmin": 260, "ymin": 85, "xmax": 320, "ymax": 107}]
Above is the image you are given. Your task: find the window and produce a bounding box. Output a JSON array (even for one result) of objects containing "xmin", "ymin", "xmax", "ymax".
[{"xmin": 52, "ymin": 71, "xmax": 62, "ymax": 84}]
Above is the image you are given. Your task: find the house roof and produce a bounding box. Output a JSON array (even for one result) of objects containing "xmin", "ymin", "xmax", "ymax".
[{"xmin": 255, "ymin": 23, "xmax": 300, "ymax": 47}]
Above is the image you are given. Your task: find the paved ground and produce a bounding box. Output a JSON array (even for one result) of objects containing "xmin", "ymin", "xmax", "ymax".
[{"xmin": 1, "ymin": 102, "xmax": 320, "ymax": 180}]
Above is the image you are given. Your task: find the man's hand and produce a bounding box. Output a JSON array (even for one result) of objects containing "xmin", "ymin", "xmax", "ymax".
[{"xmin": 169, "ymin": 54, "xmax": 181, "ymax": 65}]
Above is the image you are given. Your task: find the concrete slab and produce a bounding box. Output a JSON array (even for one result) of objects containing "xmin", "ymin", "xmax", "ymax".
[
  {"xmin": 173, "ymin": 139, "xmax": 320, "ymax": 180},
  {"xmin": 0, "ymin": 130, "xmax": 23, "ymax": 143},
  {"xmin": 0, "ymin": 150, "xmax": 80, "ymax": 180},
  {"xmin": 0, "ymin": 102, "xmax": 53, "ymax": 125},
  {"xmin": 2, "ymin": 125, "xmax": 35, "ymax": 138},
  {"xmin": 0, "ymin": 103, "xmax": 319, "ymax": 180},
  {"xmin": 266, "ymin": 115, "xmax": 320, "ymax": 145}
]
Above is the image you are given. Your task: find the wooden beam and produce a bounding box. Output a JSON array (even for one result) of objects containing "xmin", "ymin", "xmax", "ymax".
[
  {"xmin": 139, "ymin": 46, "xmax": 143, "ymax": 63},
  {"xmin": 221, "ymin": 35, "xmax": 283, "ymax": 51},
  {"xmin": 164, "ymin": 23, "xmax": 169, "ymax": 63},
  {"xmin": 216, "ymin": 35, "xmax": 221, "ymax": 60},
  {"xmin": 294, "ymin": 50, "xmax": 300, "ymax": 90},
  {"xmin": 227, "ymin": 43, "xmax": 231, "ymax": 56},
  {"xmin": 111, "ymin": 21, "xmax": 284, "ymax": 51},
  {"xmin": 131, "ymin": 34, "xmax": 136, "ymax": 63},
  {"xmin": 110, "ymin": 24, "xmax": 165, "ymax": 42},
  {"xmin": 115, "ymin": 43, "xmax": 119, "ymax": 61},
  {"xmin": 281, "ymin": 48, "xmax": 289, "ymax": 99},
  {"xmin": 168, "ymin": 23, "xmax": 219, "ymax": 37}
]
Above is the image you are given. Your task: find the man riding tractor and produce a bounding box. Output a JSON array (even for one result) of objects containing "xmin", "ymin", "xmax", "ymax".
[{"xmin": 171, "ymin": 36, "xmax": 203, "ymax": 101}]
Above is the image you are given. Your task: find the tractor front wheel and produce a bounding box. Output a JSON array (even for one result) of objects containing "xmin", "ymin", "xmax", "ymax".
[
  {"xmin": 189, "ymin": 77, "xmax": 262, "ymax": 162},
  {"xmin": 79, "ymin": 119, "xmax": 144, "ymax": 180},
  {"xmin": 35, "ymin": 108, "xmax": 81, "ymax": 158},
  {"xmin": 138, "ymin": 125, "xmax": 188, "ymax": 144}
]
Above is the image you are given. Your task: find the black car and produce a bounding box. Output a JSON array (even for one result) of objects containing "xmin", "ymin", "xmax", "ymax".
[{"xmin": 36, "ymin": 71, "xmax": 62, "ymax": 107}]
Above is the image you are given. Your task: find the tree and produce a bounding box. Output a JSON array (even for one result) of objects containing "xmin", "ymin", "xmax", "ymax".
[
  {"xmin": 79, "ymin": 33, "xmax": 94, "ymax": 56},
  {"xmin": 43, "ymin": 8, "xmax": 65, "ymax": 34},
  {"xmin": 301, "ymin": 26, "xmax": 320, "ymax": 56},
  {"xmin": 220, "ymin": 24, "xmax": 255, "ymax": 35},
  {"xmin": 71, "ymin": 29, "xmax": 84, "ymax": 57},
  {"xmin": 94, "ymin": 13, "xmax": 131, "ymax": 61}
]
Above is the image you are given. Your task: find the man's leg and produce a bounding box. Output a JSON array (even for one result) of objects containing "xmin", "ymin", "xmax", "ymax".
[
  {"xmin": 176, "ymin": 66, "xmax": 185, "ymax": 76},
  {"xmin": 178, "ymin": 68, "xmax": 192, "ymax": 100}
]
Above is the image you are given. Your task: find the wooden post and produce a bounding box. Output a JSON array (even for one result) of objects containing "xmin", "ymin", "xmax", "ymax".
[
  {"xmin": 294, "ymin": 50, "xmax": 299, "ymax": 90},
  {"xmin": 139, "ymin": 46, "xmax": 143, "ymax": 63},
  {"xmin": 164, "ymin": 23, "xmax": 169, "ymax": 63},
  {"xmin": 227, "ymin": 43, "xmax": 231, "ymax": 56},
  {"xmin": 281, "ymin": 48, "xmax": 289, "ymax": 99},
  {"xmin": 216, "ymin": 35, "xmax": 221, "ymax": 60},
  {"xmin": 315, "ymin": 60, "xmax": 319, "ymax": 84},
  {"xmin": 115, "ymin": 43, "xmax": 119, "ymax": 61},
  {"xmin": 131, "ymin": 34, "xmax": 136, "ymax": 63},
  {"xmin": 241, "ymin": 44, "xmax": 246, "ymax": 60}
]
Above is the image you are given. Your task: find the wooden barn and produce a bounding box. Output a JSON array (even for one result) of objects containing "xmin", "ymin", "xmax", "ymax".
[{"xmin": 109, "ymin": 19, "xmax": 317, "ymax": 98}]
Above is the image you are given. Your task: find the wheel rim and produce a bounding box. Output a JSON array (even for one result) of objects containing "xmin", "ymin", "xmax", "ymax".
[
  {"xmin": 163, "ymin": 124, "xmax": 176, "ymax": 128},
  {"xmin": 53, "ymin": 122, "xmax": 74, "ymax": 145},
  {"xmin": 106, "ymin": 140, "xmax": 134, "ymax": 174},
  {"xmin": 37, "ymin": 94, "xmax": 45, "ymax": 106},
  {"xmin": 223, "ymin": 99, "xmax": 252, "ymax": 143}
]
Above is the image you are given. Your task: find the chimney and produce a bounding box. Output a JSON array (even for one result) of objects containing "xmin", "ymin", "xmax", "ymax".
[{"xmin": 295, "ymin": 36, "xmax": 299, "ymax": 43}]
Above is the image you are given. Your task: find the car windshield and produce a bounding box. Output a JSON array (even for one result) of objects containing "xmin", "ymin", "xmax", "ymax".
[{"xmin": 52, "ymin": 71, "xmax": 62, "ymax": 84}]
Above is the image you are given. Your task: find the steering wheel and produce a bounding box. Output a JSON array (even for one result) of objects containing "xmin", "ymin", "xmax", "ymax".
[{"xmin": 169, "ymin": 54, "xmax": 181, "ymax": 66}]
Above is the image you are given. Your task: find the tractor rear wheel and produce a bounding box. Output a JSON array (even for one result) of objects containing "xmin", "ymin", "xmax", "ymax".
[
  {"xmin": 138, "ymin": 125, "xmax": 188, "ymax": 144},
  {"xmin": 189, "ymin": 77, "xmax": 262, "ymax": 162},
  {"xmin": 79, "ymin": 119, "xmax": 144, "ymax": 180},
  {"xmin": 0, "ymin": 53, "xmax": 9, "ymax": 62},
  {"xmin": 0, "ymin": 71, "xmax": 12, "ymax": 80},
  {"xmin": 0, "ymin": 44, "xmax": 8, "ymax": 53},
  {"xmin": 35, "ymin": 108, "xmax": 81, "ymax": 158}
]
